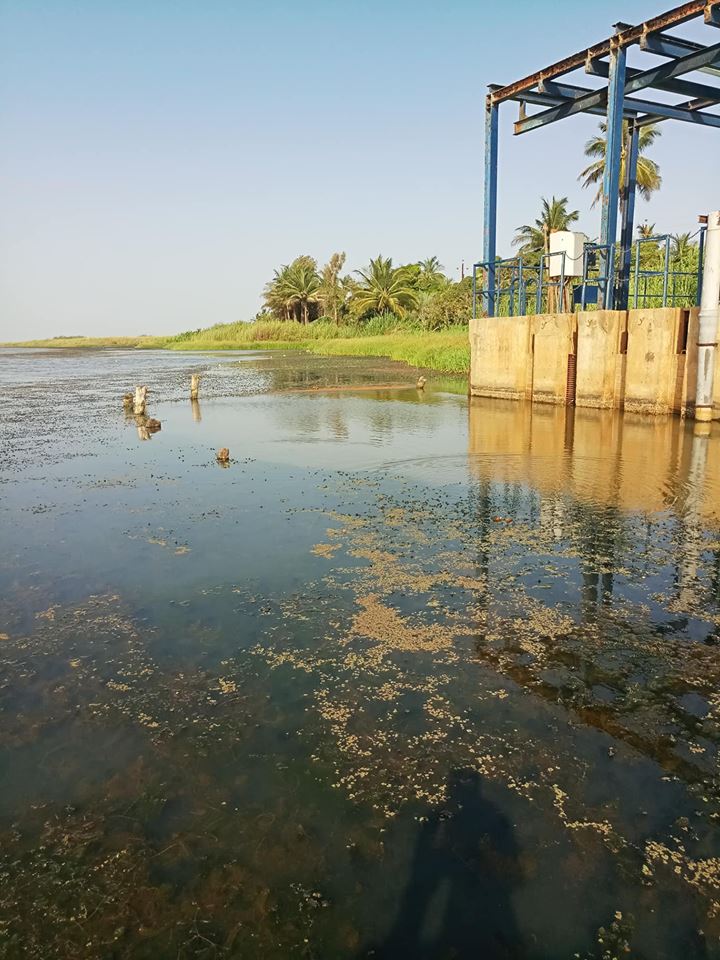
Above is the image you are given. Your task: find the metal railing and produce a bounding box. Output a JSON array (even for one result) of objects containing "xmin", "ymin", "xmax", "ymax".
[{"xmin": 473, "ymin": 228, "xmax": 707, "ymax": 318}]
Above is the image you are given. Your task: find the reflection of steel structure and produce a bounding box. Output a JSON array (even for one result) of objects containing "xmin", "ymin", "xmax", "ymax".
[
  {"xmin": 472, "ymin": 228, "xmax": 707, "ymax": 316},
  {"xmin": 481, "ymin": 2, "xmax": 720, "ymax": 315}
]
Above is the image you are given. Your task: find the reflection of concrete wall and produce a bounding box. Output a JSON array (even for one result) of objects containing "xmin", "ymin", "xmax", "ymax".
[
  {"xmin": 470, "ymin": 307, "xmax": 710, "ymax": 418},
  {"xmin": 575, "ymin": 311, "xmax": 625, "ymax": 409},
  {"xmin": 531, "ymin": 313, "xmax": 575, "ymax": 404},
  {"xmin": 467, "ymin": 399, "xmax": 720, "ymax": 521},
  {"xmin": 469, "ymin": 316, "xmax": 531, "ymax": 400}
]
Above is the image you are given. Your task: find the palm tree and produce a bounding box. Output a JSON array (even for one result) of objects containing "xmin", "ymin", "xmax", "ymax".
[
  {"xmin": 671, "ymin": 232, "xmax": 695, "ymax": 262},
  {"xmin": 417, "ymin": 256, "xmax": 448, "ymax": 291},
  {"xmin": 513, "ymin": 196, "xmax": 580, "ymax": 258},
  {"xmin": 318, "ymin": 252, "xmax": 347, "ymax": 325},
  {"xmin": 637, "ymin": 222, "xmax": 656, "ymax": 239},
  {"xmin": 352, "ymin": 256, "xmax": 418, "ymax": 317},
  {"xmin": 263, "ymin": 265, "xmax": 294, "ymax": 321},
  {"xmin": 263, "ymin": 256, "xmax": 320, "ymax": 324},
  {"xmin": 580, "ymin": 121, "xmax": 662, "ymax": 206}
]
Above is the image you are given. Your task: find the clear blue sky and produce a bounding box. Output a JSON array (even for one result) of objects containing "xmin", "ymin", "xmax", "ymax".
[{"xmin": 0, "ymin": 0, "xmax": 717, "ymax": 338}]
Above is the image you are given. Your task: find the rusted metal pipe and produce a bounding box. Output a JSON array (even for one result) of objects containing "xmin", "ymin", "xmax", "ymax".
[{"xmin": 695, "ymin": 210, "xmax": 720, "ymax": 421}]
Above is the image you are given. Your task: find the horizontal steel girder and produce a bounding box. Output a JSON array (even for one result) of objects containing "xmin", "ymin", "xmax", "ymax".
[
  {"xmin": 514, "ymin": 83, "xmax": 720, "ymax": 125},
  {"xmin": 586, "ymin": 55, "xmax": 720, "ymax": 98},
  {"xmin": 513, "ymin": 39, "xmax": 720, "ymax": 133},
  {"xmin": 490, "ymin": 1, "xmax": 715, "ymax": 103},
  {"xmin": 641, "ymin": 31, "xmax": 720, "ymax": 77}
]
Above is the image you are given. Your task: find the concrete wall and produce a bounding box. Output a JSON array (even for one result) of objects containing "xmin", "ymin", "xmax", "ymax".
[
  {"xmin": 530, "ymin": 313, "xmax": 576, "ymax": 404},
  {"xmin": 624, "ymin": 308, "xmax": 686, "ymax": 415},
  {"xmin": 575, "ymin": 311, "xmax": 626, "ymax": 409},
  {"xmin": 469, "ymin": 316, "xmax": 531, "ymax": 401},
  {"xmin": 469, "ymin": 306, "xmax": 713, "ymax": 419}
]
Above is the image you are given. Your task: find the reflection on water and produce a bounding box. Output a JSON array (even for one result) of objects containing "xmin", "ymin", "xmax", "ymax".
[
  {"xmin": 2, "ymin": 348, "xmax": 720, "ymax": 958},
  {"xmin": 370, "ymin": 768, "xmax": 521, "ymax": 959}
]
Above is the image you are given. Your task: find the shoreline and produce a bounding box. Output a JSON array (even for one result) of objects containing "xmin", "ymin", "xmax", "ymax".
[{"xmin": 2, "ymin": 328, "xmax": 471, "ymax": 376}]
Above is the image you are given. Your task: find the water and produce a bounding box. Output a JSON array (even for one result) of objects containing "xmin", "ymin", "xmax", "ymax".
[{"xmin": 2, "ymin": 346, "xmax": 720, "ymax": 959}]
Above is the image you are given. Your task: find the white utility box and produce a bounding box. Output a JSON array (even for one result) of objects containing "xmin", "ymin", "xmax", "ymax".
[{"xmin": 548, "ymin": 231, "xmax": 587, "ymax": 278}]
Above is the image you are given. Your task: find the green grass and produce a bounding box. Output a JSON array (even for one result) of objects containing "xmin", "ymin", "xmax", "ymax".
[
  {"xmin": 5, "ymin": 319, "xmax": 471, "ymax": 376},
  {"xmin": 4, "ymin": 335, "xmax": 169, "ymax": 349},
  {"xmin": 303, "ymin": 330, "xmax": 470, "ymax": 373}
]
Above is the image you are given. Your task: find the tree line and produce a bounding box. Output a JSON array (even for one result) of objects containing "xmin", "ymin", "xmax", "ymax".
[{"xmin": 260, "ymin": 253, "xmax": 471, "ymax": 330}]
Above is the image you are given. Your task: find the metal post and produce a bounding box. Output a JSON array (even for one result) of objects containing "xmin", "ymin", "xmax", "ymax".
[
  {"xmin": 633, "ymin": 239, "xmax": 641, "ymax": 307},
  {"xmin": 662, "ymin": 235, "xmax": 671, "ymax": 306},
  {"xmin": 483, "ymin": 95, "xmax": 499, "ymax": 316},
  {"xmin": 617, "ymin": 119, "xmax": 639, "ymax": 310},
  {"xmin": 536, "ymin": 256, "xmax": 544, "ymax": 314},
  {"xmin": 600, "ymin": 36, "xmax": 627, "ymax": 308},
  {"xmin": 472, "ymin": 264, "xmax": 477, "ymax": 318},
  {"xmin": 695, "ymin": 211, "xmax": 720, "ymax": 422},
  {"xmin": 697, "ymin": 227, "xmax": 706, "ymax": 307}
]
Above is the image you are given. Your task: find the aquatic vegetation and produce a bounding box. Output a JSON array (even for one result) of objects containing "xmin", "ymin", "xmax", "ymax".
[{"xmin": 3, "ymin": 348, "xmax": 720, "ymax": 957}]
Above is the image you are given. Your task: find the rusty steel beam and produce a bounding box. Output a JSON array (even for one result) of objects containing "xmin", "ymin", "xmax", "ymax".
[
  {"xmin": 490, "ymin": 1, "xmax": 708, "ymax": 104},
  {"xmin": 513, "ymin": 40, "xmax": 720, "ymax": 134}
]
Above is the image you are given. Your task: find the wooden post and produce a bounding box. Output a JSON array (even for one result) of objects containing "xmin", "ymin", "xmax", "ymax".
[
  {"xmin": 190, "ymin": 375, "xmax": 200, "ymax": 401},
  {"xmin": 133, "ymin": 385, "xmax": 148, "ymax": 416}
]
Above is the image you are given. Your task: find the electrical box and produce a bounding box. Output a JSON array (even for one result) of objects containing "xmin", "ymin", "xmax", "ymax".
[{"xmin": 548, "ymin": 231, "xmax": 586, "ymax": 278}]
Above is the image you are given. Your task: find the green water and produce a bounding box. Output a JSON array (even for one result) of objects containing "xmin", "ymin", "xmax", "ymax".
[{"xmin": 2, "ymin": 347, "xmax": 720, "ymax": 959}]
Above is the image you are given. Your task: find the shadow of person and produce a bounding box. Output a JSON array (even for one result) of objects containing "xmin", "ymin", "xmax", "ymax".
[{"xmin": 364, "ymin": 767, "xmax": 524, "ymax": 960}]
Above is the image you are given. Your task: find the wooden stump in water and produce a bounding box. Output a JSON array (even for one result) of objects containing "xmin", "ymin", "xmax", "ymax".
[
  {"xmin": 146, "ymin": 418, "xmax": 162, "ymax": 433},
  {"xmin": 191, "ymin": 399, "xmax": 202, "ymax": 422},
  {"xmin": 133, "ymin": 385, "xmax": 148, "ymax": 416},
  {"xmin": 216, "ymin": 447, "xmax": 230, "ymax": 464},
  {"xmin": 122, "ymin": 392, "xmax": 133, "ymax": 410},
  {"xmin": 190, "ymin": 374, "xmax": 200, "ymax": 401}
]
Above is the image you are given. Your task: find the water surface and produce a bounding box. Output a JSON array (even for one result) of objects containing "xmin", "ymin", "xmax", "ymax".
[{"xmin": 2, "ymin": 347, "xmax": 720, "ymax": 959}]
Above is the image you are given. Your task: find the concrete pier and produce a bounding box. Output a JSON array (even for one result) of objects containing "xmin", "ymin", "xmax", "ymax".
[{"xmin": 469, "ymin": 306, "xmax": 707, "ymax": 418}]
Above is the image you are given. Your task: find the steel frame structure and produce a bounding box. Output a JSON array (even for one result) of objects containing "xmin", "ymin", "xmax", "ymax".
[{"xmin": 482, "ymin": 1, "xmax": 720, "ymax": 315}]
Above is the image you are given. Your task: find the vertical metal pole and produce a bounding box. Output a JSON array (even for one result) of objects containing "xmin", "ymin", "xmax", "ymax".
[
  {"xmin": 617, "ymin": 119, "xmax": 638, "ymax": 311},
  {"xmin": 472, "ymin": 264, "xmax": 477, "ymax": 318},
  {"xmin": 484, "ymin": 94, "xmax": 499, "ymax": 317},
  {"xmin": 662, "ymin": 235, "xmax": 670, "ymax": 307},
  {"xmin": 633, "ymin": 239, "xmax": 640, "ymax": 307},
  {"xmin": 697, "ymin": 227, "xmax": 706, "ymax": 307},
  {"xmin": 600, "ymin": 36, "xmax": 627, "ymax": 309},
  {"xmin": 695, "ymin": 211, "xmax": 720, "ymax": 422},
  {"xmin": 536, "ymin": 256, "xmax": 544, "ymax": 314}
]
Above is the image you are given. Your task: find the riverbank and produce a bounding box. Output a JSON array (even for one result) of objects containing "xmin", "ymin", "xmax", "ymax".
[{"xmin": 5, "ymin": 323, "xmax": 471, "ymax": 375}]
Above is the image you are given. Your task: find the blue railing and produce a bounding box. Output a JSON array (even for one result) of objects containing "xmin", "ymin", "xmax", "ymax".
[{"xmin": 472, "ymin": 228, "xmax": 707, "ymax": 318}]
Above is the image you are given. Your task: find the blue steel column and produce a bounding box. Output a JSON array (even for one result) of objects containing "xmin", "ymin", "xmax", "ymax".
[
  {"xmin": 600, "ymin": 36, "xmax": 627, "ymax": 309},
  {"xmin": 483, "ymin": 94, "xmax": 499, "ymax": 316},
  {"xmin": 617, "ymin": 119, "xmax": 639, "ymax": 310}
]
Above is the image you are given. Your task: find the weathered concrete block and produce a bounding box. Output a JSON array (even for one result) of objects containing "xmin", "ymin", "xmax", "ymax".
[
  {"xmin": 575, "ymin": 311, "xmax": 626, "ymax": 409},
  {"xmin": 469, "ymin": 315, "xmax": 531, "ymax": 400},
  {"xmin": 530, "ymin": 313, "xmax": 576, "ymax": 405},
  {"xmin": 625, "ymin": 308, "xmax": 687, "ymax": 415}
]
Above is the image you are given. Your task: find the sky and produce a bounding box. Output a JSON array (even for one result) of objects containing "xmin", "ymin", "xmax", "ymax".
[{"xmin": 0, "ymin": 0, "xmax": 718, "ymax": 339}]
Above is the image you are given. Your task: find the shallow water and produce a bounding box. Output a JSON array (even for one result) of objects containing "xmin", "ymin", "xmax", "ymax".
[{"xmin": 2, "ymin": 347, "xmax": 720, "ymax": 958}]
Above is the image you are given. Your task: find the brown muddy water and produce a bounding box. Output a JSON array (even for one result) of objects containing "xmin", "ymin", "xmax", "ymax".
[{"xmin": 2, "ymin": 347, "xmax": 720, "ymax": 959}]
